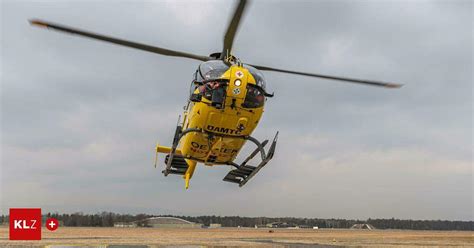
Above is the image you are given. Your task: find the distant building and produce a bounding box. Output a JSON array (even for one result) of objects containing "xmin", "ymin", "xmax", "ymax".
[
  {"xmin": 350, "ymin": 224, "xmax": 376, "ymax": 230},
  {"xmin": 114, "ymin": 222, "xmax": 137, "ymax": 228},
  {"xmin": 144, "ymin": 217, "xmax": 202, "ymax": 228},
  {"xmin": 266, "ymin": 222, "xmax": 297, "ymax": 228},
  {"xmin": 209, "ymin": 223, "xmax": 222, "ymax": 228}
]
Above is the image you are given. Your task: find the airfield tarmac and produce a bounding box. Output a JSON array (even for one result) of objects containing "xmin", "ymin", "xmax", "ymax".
[{"xmin": 0, "ymin": 226, "xmax": 472, "ymax": 247}]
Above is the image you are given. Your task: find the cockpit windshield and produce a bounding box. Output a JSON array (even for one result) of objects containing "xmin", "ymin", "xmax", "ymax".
[
  {"xmin": 196, "ymin": 61, "xmax": 267, "ymax": 90},
  {"xmin": 244, "ymin": 64, "xmax": 266, "ymax": 91},
  {"xmin": 195, "ymin": 61, "xmax": 267, "ymax": 94},
  {"xmin": 197, "ymin": 60, "xmax": 230, "ymax": 82}
]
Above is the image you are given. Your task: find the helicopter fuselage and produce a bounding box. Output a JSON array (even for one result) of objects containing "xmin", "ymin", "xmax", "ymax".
[
  {"xmin": 156, "ymin": 64, "xmax": 267, "ymax": 188},
  {"xmin": 181, "ymin": 65, "xmax": 264, "ymax": 163}
]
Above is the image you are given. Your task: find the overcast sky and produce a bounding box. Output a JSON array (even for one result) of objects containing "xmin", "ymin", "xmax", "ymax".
[{"xmin": 1, "ymin": 0, "xmax": 472, "ymax": 221}]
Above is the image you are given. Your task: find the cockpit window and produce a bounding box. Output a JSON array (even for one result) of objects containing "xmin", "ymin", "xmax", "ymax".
[
  {"xmin": 242, "ymin": 85, "xmax": 265, "ymax": 108},
  {"xmin": 197, "ymin": 60, "xmax": 230, "ymax": 82},
  {"xmin": 244, "ymin": 64, "xmax": 266, "ymax": 91},
  {"xmin": 198, "ymin": 81, "xmax": 223, "ymax": 100}
]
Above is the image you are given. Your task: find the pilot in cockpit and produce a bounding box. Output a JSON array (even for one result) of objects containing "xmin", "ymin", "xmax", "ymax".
[{"xmin": 198, "ymin": 81, "xmax": 225, "ymax": 108}]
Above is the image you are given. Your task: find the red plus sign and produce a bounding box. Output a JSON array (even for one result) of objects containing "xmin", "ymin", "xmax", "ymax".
[{"xmin": 46, "ymin": 218, "xmax": 59, "ymax": 231}]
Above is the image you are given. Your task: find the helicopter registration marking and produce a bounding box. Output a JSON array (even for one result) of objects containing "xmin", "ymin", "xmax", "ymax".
[
  {"xmin": 233, "ymin": 88, "xmax": 241, "ymax": 95},
  {"xmin": 190, "ymin": 141, "xmax": 238, "ymax": 155}
]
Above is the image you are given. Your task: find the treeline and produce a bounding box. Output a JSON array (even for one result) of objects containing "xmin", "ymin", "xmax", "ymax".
[
  {"xmin": 178, "ymin": 215, "xmax": 472, "ymax": 230},
  {"xmin": 366, "ymin": 218, "xmax": 472, "ymax": 231},
  {"xmin": 0, "ymin": 213, "xmax": 471, "ymax": 231}
]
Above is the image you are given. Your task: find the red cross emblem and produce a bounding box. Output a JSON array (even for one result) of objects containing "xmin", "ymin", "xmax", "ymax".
[{"xmin": 235, "ymin": 71, "xmax": 243, "ymax": 78}]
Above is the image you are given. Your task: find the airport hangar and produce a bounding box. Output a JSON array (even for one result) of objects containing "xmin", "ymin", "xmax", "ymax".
[{"xmin": 115, "ymin": 217, "xmax": 203, "ymax": 228}]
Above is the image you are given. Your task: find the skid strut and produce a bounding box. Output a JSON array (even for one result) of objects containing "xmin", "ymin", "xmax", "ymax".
[{"xmin": 163, "ymin": 127, "xmax": 201, "ymax": 176}]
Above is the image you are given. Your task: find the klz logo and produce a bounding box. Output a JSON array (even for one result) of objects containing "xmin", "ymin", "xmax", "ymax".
[{"xmin": 9, "ymin": 208, "xmax": 41, "ymax": 240}]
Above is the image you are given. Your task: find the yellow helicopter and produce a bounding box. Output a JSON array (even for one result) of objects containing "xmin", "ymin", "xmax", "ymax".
[{"xmin": 29, "ymin": 0, "xmax": 401, "ymax": 189}]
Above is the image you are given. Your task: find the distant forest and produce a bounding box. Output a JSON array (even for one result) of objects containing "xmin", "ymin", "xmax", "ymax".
[{"xmin": 1, "ymin": 212, "xmax": 472, "ymax": 231}]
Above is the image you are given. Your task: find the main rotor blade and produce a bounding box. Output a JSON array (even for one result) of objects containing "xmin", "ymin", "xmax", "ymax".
[
  {"xmin": 29, "ymin": 19, "xmax": 212, "ymax": 62},
  {"xmin": 247, "ymin": 64, "xmax": 403, "ymax": 88},
  {"xmin": 220, "ymin": 0, "xmax": 248, "ymax": 59}
]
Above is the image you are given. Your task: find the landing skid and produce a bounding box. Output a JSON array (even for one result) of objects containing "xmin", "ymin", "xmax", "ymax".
[
  {"xmin": 223, "ymin": 131, "xmax": 278, "ymax": 187},
  {"xmin": 158, "ymin": 126, "xmax": 278, "ymax": 188},
  {"xmin": 163, "ymin": 154, "xmax": 188, "ymax": 175}
]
